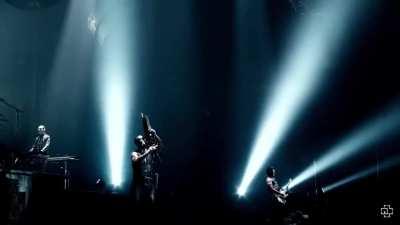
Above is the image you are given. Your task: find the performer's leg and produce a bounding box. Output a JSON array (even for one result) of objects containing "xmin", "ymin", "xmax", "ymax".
[
  {"xmin": 270, "ymin": 201, "xmax": 286, "ymax": 225},
  {"xmin": 41, "ymin": 156, "xmax": 48, "ymax": 173},
  {"xmin": 135, "ymin": 185, "xmax": 142, "ymax": 203},
  {"xmin": 150, "ymin": 188, "xmax": 155, "ymax": 203},
  {"xmin": 150, "ymin": 173, "xmax": 159, "ymax": 203}
]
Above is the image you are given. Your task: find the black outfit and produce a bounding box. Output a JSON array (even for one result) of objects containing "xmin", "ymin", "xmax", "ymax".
[
  {"xmin": 132, "ymin": 146, "xmax": 159, "ymax": 203},
  {"xmin": 31, "ymin": 134, "xmax": 51, "ymax": 154},
  {"xmin": 146, "ymin": 132, "xmax": 162, "ymax": 162},
  {"xmin": 132, "ymin": 147, "xmax": 145, "ymax": 201},
  {"xmin": 28, "ymin": 134, "xmax": 50, "ymax": 172},
  {"xmin": 143, "ymin": 131, "xmax": 162, "ymax": 188},
  {"xmin": 266, "ymin": 176, "xmax": 288, "ymax": 225},
  {"xmin": 135, "ymin": 114, "xmax": 162, "ymax": 203}
]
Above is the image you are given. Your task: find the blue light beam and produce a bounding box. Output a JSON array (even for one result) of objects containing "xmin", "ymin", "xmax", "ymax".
[
  {"xmin": 97, "ymin": 2, "xmax": 135, "ymax": 187},
  {"xmin": 323, "ymin": 155, "xmax": 400, "ymax": 192},
  {"xmin": 237, "ymin": 0, "xmax": 362, "ymax": 196},
  {"xmin": 288, "ymin": 104, "xmax": 400, "ymax": 190}
]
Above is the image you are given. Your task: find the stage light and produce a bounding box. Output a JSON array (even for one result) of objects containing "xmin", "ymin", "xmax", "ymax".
[
  {"xmin": 101, "ymin": 76, "xmax": 130, "ymax": 187},
  {"xmin": 322, "ymin": 155, "xmax": 400, "ymax": 193},
  {"xmin": 236, "ymin": 0, "xmax": 362, "ymax": 196},
  {"xmin": 287, "ymin": 104, "xmax": 400, "ymax": 190},
  {"xmin": 97, "ymin": 1, "xmax": 135, "ymax": 187}
]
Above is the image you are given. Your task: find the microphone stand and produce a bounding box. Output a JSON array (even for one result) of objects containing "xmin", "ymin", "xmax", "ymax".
[{"xmin": 313, "ymin": 160, "xmax": 318, "ymax": 196}]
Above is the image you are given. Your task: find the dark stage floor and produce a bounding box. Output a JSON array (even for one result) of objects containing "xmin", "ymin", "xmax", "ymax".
[{"xmin": 1, "ymin": 170, "xmax": 398, "ymax": 225}]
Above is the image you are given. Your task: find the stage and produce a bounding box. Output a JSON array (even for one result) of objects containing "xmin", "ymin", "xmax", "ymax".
[{"xmin": 0, "ymin": 0, "xmax": 399, "ymax": 224}]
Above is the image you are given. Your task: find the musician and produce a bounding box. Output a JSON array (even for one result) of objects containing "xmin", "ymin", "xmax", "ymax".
[
  {"xmin": 27, "ymin": 125, "xmax": 51, "ymax": 171},
  {"xmin": 266, "ymin": 167, "xmax": 288, "ymax": 201},
  {"xmin": 140, "ymin": 113, "xmax": 163, "ymax": 200},
  {"xmin": 131, "ymin": 135, "xmax": 159, "ymax": 203},
  {"xmin": 29, "ymin": 125, "xmax": 51, "ymax": 154},
  {"xmin": 266, "ymin": 166, "xmax": 288, "ymax": 225}
]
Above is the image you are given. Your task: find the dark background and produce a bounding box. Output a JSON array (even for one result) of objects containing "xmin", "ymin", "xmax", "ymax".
[{"xmin": 0, "ymin": 0, "xmax": 399, "ymax": 224}]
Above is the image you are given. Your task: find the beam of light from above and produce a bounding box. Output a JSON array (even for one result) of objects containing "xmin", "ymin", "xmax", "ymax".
[
  {"xmin": 236, "ymin": 0, "xmax": 362, "ymax": 197},
  {"xmin": 287, "ymin": 104, "xmax": 400, "ymax": 190},
  {"xmin": 45, "ymin": 1, "xmax": 96, "ymax": 110},
  {"xmin": 322, "ymin": 155, "xmax": 400, "ymax": 193},
  {"xmin": 100, "ymin": 68, "xmax": 130, "ymax": 187},
  {"xmin": 97, "ymin": 1, "xmax": 134, "ymax": 187}
]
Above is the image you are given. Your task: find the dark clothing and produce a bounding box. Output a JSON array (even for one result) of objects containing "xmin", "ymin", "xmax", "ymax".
[
  {"xmin": 266, "ymin": 176, "xmax": 288, "ymax": 225},
  {"xmin": 143, "ymin": 132, "xmax": 162, "ymax": 176},
  {"xmin": 133, "ymin": 148, "xmax": 159, "ymax": 184},
  {"xmin": 132, "ymin": 151, "xmax": 145, "ymax": 186},
  {"xmin": 31, "ymin": 134, "xmax": 50, "ymax": 154},
  {"xmin": 28, "ymin": 154, "xmax": 49, "ymax": 172},
  {"xmin": 145, "ymin": 132, "xmax": 162, "ymax": 148},
  {"xmin": 266, "ymin": 177, "xmax": 281, "ymax": 203},
  {"xmin": 142, "ymin": 150, "xmax": 158, "ymax": 183},
  {"xmin": 132, "ymin": 145, "xmax": 159, "ymax": 203},
  {"xmin": 23, "ymin": 134, "xmax": 50, "ymax": 172},
  {"xmin": 270, "ymin": 200, "xmax": 288, "ymax": 225},
  {"xmin": 132, "ymin": 114, "xmax": 162, "ymax": 203}
]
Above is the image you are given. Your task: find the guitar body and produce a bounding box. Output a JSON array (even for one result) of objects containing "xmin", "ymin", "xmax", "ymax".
[
  {"xmin": 274, "ymin": 179, "xmax": 291, "ymax": 205},
  {"xmin": 275, "ymin": 189, "xmax": 288, "ymax": 205}
]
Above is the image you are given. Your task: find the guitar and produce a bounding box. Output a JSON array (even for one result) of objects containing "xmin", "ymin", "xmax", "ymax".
[
  {"xmin": 131, "ymin": 145, "xmax": 158, "ymax": 162},
  {"xmin": 275, "ymin": 178, "xmax": 292, "ymax": 205}
]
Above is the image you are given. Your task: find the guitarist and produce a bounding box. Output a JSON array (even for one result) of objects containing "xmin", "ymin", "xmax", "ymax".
[
  {"xmin": 266, "ymin": 166, "xmax": 289, "ymax": 204},
  {"xmin": 140, "ymin": 113, "xmax": 163, "ymax": 200},
  {"xmin": 131, "ymin": 135, "xmax": 159, "ymax": 204},
  {"xmin": 266, "ymin": 166, "xmax": 289, "ymax": 225}
]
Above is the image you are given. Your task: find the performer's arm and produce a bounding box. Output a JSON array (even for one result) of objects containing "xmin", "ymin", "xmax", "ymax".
[
  {"xmin": 154, "ymin": 133, "xmax": 163, "ymax": 148},
  {"xmin": 139, "ymin": 145, "xmax": 158, "ymax": 159},
  {"xmin": 29, "ymin": 137, "xmax": 37, "ymax": 152},
  {"xmin": 267, "ymin": 180, "xmax": 286, "ymax": 197},
  {"xmin": 132, "ymin": 145, "xmax": 158, "ymax": 162},
  {"xmin": 41, "ymin": 136, "xmax": 50, "ymax": 153}
]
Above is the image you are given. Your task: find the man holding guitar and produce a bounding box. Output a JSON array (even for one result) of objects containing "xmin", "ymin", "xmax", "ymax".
[
  {"xmin": 131, "ymin": 133, "xmax": 161, "ymax": 204},
  {"xmin": 266, "ymin": 167, "xmax": 291, "ymax": 204},
  {"xmin": 266, "ymin": 166, "xmax": 291, "ymax": 225}
]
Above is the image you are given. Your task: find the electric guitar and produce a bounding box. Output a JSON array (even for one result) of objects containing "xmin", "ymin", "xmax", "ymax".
[
  {"xmin": 275, "ymin": 178, "xmax": 292, "ymax": 205},
  {"xmin": 131, "ymin": 145, "xmax": 158, "ymax": 162}
]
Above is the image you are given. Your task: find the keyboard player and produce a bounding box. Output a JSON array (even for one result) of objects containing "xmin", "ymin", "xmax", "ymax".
[{"xmin": 26, "ymin": 125, "xmax": 51, "ymax": 171}]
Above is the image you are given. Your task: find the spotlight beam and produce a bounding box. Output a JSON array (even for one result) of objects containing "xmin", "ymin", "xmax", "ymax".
[
  {"xmin": 288, "ymin": 104, "xmax": 400, "ymax": 190},
  {"xmin": 97, "ymin": 2, "xmax": 135, "ymax": 187},
  {"xmin": 323, "ymin": 155, "xmax": 400, "ymax": 192},
  {"xmin": 101, "ymin": 74, "xmax": 130, "ymax": 186},
  {"xmin": 237, "ymin": 0, "xmax": 362, "ymax": 196}
]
